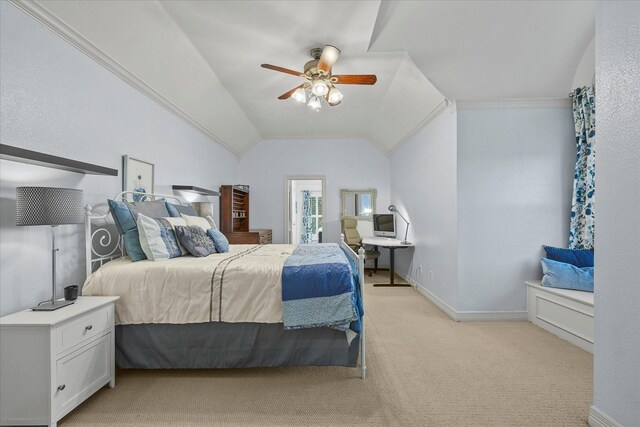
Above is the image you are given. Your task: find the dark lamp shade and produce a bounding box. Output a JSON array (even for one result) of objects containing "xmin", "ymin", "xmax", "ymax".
[{"xmin": 16, "ymin": 187, "xmax": 84, "ymax": 226}]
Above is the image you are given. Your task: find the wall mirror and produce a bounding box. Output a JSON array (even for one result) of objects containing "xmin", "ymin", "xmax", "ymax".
[{"xmin": 340, "ymin": 189, "xmax": 377, "ymax": 220}]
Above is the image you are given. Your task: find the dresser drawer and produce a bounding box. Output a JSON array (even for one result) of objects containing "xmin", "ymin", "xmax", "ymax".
[
  {"xmin": 258, "ymin": 231, "xmax": 272, "ymax": 244},
  {"xmin": 53, "ymin": 334, "xmax": 111, "ymax": 419},
  {"xmin": 55, "ymin": 305, "xmax": 111, "ymax": 354}
]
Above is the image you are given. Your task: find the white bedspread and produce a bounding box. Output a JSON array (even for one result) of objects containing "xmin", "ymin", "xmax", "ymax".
[{"xmin": 83, "ymin": 244, "xmax": 296, "ymax": 325}]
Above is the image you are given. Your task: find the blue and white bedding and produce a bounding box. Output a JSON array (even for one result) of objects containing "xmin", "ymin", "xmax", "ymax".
[
  {"xmin": 282, "ymin": 244, "xmax": 362, "ymax": 332},
  {"xmin": 84, "ymin": 243, "xmax": 363, "ymax": 335}
]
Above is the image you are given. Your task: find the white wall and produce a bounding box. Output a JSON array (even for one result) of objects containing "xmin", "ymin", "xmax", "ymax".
[
  {"xmin": 390, "ymin": 105, "xmax": 575, "ymax": 314},
  {"xmin": 592, "ymin": 1, "xmax": 640, "ymax": 425},
  {"xmin": 0, "ymin": 3, "xmax": 238, "ymax": 316},
  {"xmin": 456, "ymin": 107, "xmax": 576, "ymax": 312},
  {"xmin": 572, "ymin": 36, "xmax": 595, "ymax": 90},
  {"xmin": 390, "ymin": 109, "xmax": 459, "ymax": 309},
  {"xmin": 239, "ymin": 138, "xmax": 390, "ymax": 250}
]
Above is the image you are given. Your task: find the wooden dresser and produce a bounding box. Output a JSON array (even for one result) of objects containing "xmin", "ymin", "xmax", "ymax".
[{"xmin": 220, "ymin": 185, "xmax": 272, "ymax": 244}]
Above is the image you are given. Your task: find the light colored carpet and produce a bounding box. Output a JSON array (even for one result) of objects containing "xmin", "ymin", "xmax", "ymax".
[{"xmin": 61, "ymin": 272, "xmax": 593, "ymax": 426}]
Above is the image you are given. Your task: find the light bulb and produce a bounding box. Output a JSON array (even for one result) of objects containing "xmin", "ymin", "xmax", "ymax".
[
  {"xmin": 327, "ymin": 87, "xmax": 343, "ymax": 106},
  {"xmin": 291, "ymin": 88, "xmax": 306, "ymax": 103},
  {"xmin": 311, "ymin": 79, "xmax": 329, "ymax": 96},
  {"xmin": 307, "ymin": 95, "xmax": 322, "ymax": 112}
]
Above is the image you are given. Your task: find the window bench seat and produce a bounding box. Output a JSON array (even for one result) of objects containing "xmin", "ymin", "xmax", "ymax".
[{"xmin": 526, "ymin": 281, "xmax": 594, "ymax": 353}]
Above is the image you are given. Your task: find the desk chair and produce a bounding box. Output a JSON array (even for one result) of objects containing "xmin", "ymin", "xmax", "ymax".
[{"xmin": 342, "ymin": 218, "xmax": 380, "ymax": 276}]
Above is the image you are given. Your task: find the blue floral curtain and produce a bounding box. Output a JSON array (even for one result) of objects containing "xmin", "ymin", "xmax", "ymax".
[
  {"xmin": 569, "ymin": 86, "xmax": 596, "ymax": 250},
  {"xmin": 300, "ymin": 190, "xmax": 313, "ymax": 244}
]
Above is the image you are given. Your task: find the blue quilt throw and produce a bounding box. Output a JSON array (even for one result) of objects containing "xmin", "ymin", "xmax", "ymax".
[{"xmin": 282, "ymin": 244, "xmax": 363, "ymax": 333}]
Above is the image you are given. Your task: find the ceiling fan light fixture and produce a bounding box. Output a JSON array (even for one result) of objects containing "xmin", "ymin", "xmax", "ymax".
[
  {"xmin": 311, "ymin": 79, "xmax": 329, "ymax": 96},
  {"xmin": 327, "ymin": 87, "xmax": 343, "ymax": 105},
  {"xmin": 308, "ymin": 95, "xmax": 322, "ymax": 112},
  {"xmin": 291, "ymin": 88, "xmax": 306, "ymax": 103}
]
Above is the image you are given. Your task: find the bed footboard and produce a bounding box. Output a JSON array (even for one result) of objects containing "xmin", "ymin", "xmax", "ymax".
[{"xmin": 340, "ymin": 234, "xmax": 366, "ymax": 379}]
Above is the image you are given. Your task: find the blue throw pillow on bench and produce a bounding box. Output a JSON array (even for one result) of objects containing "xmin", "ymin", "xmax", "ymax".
[
  {"xmin": 541, "ymin": 258, "xmax": 594, "ymax": 292},
  {"xmin": 543, "ymin": 246, "xmax": 594, "ymax": 268}
]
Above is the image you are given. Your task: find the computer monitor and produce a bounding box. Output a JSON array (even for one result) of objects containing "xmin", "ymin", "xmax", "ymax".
[{"xmin": 373, "ymin": 213, "xmax": 396, "ymax": 237}]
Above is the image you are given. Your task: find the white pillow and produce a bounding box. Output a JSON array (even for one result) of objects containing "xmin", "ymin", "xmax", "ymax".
[
  {"xmin": 136, "ymin": 214, "xmax": 182, "ymax": 261},
  {"xmin": 181, "ymin": 214, "xmax": 212, "ymax": 232},
  {"xmin": 206, "ymin": 215, "xmax": 218, "ymax": 230}
]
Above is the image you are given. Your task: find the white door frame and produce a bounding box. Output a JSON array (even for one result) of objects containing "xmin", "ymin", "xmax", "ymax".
[{"xmin": 284, "ymin": 175, "xmax": 326, "ymax": 244}]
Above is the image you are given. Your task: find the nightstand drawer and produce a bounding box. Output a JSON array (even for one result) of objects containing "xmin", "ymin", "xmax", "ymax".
[
  {"xmin": 54, "ymin": 334, "xmax": 111, "ymax": 419},
  {"xmin": 56, "ymin": 305, "xmax": 110, "ymax": 354}
]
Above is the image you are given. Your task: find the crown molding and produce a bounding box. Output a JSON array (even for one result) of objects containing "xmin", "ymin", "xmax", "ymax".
[
  {"xmin": 455, "ymin": 98, "xmax": 572, "ymax": 109},
  {"xmin": 388, "ymin": 98, "xmax": 452, "ymax": 155},
  {"xmin": 9, "ymin": 0, "xmax": 243, "ymax": 158}
]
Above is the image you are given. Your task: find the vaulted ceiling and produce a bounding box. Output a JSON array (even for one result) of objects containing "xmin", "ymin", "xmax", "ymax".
[{"xmin": 14, "ymin": 0, "xmax": 595, "ymax": 156}]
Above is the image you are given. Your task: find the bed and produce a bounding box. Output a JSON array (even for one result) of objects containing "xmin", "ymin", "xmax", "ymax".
[{"xmin": 83, "ymin": 192, "xmax": 366, "ymax": 378}]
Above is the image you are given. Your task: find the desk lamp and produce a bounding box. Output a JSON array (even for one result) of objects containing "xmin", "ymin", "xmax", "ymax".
[
  {"xmin": 16, "ymin": 187, "xmax": 84, "ymax": 311},
  {"xmin": 388, "ymin": 204, "xmax": 411, "ymax": 245}
]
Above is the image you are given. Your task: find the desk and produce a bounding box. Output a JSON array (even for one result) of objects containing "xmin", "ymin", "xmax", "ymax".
[{"xmin": 362, "ymin": 237, "xmax": 413, "ymax": 287}]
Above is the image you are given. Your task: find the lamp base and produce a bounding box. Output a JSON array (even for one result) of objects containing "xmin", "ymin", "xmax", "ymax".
[
  {"xmin": 401, "ymin": 241, "xmax": 411, "ymax": 245},
  {"xmin": 31, "ymin": 300, "xmax": 75, "ymax": 311}
]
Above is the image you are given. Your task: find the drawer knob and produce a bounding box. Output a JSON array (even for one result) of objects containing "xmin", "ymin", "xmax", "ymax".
[
  {"xmin": 85, "ymin": 325, "xmax": 93, "ymax": 331},
  {"xmin": 58, "ymin": 384, "xmax": 65, "ymax": 391}
]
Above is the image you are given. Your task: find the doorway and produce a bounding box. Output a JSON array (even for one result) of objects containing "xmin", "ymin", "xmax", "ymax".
[{"xmin": 285, "ymin": 176, "xmax": 325, "ymax": 244}]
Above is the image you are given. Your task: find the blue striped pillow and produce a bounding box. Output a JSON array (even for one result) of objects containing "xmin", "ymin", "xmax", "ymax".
[{"xmin": 136, "ymin": 214, "xmax": 182, "ymax": 261}]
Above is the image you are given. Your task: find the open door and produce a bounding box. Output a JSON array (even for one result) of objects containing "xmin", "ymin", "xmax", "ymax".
[{"xmin": 285, "ymin": 176, "xmax": 325, "ymax": 244}]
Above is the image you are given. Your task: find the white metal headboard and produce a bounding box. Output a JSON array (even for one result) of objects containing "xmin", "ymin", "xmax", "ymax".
[{"xmin": 84, "ymin": 191, "xmax": 188, "ymax": 277}]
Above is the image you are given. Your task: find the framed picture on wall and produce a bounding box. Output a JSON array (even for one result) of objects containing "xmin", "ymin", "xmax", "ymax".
[{"xmin": 123, "ymin": 155, "xmax": 154, "ymax": 202}]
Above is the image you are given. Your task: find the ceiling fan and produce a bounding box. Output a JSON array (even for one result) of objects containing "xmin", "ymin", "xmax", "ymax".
[{"xmin": 261, "ymin": 45, "xmax": 377, "ymax": 111}]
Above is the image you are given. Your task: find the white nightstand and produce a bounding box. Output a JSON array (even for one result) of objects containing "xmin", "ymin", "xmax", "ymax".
[{"xmin": 0, "ymin": 296, "xmax": 119, "ymax": 427}]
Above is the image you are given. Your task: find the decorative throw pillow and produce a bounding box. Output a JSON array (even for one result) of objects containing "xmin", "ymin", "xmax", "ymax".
[
  {"xmin": 543, "ymin": 246, "xmax": 594, "ymax": 268},
  {"xmin": 136, "ymin": 214, "xmax": 182, "ymax": 261},
  {"xmin": 207, "ymin": 229, "xmax": 229, "ymax": 253},
  {"xmin": 162, "ymin": 217, "xmax": 189, "ymax": 255},
  {"xmin": 541, "ymin": 258, "xmax": 594, "ymax": 292},
  {"xmin": 165, "ymin": 202, "xmax": 198, "ymax": 217},
  {"xmin": 127, "ymin": 200, "xmax": 170, "ymax": 219},
  {"xmin": 174, "ymin": 225, "xmax": 217, "ymax": 257},
  {"xmin": 181, "ymin": 214, "xmax": 212, "ymax": 233},
  {"xmin": 107, "ymin": 199, "xmax": 146, "ymax": 262}
]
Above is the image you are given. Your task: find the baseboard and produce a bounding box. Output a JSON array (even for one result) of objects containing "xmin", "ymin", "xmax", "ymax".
[
  {"xmin": 413, "ymin": 282, "xmax": 459, "ymax": 321},
  {"xmin": 588, "ymin": 406, "xmax": 623, "ymax": 427},
  {"xmin": 401, "ymin": 274, "xmax": 527, "ymax": 322},
  {"xmin": 455, "ymin": 310, "xmax": 528, "ymax": 321}
]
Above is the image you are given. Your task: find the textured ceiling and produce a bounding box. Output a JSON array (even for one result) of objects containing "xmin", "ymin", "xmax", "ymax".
[{"xmin": 18, "ymin": 0, "xmax": 594, "ymax": 156}]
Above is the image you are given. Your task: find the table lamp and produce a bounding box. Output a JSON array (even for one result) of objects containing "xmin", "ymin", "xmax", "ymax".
[
  {"xmin": 388, "ymin": 204, "xmax": 411, "ymax": 245},
  {"xmin": 16, "ymin": 186, "xmax": 84, "ymax": 311}
]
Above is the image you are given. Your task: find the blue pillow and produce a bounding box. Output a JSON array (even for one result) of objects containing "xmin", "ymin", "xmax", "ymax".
[
  {"xmin": 541, "ymin": 258, "xmax": 594, "ymax": 292},
  {"xmin": 165, "ymin": 202, "xmax": 198, "ymax": 217},
  {"xmin": 107, "ymin": 199, "xmax": 146, "ymax": 261},
  {"xmin": 207, "ymin": 229, "xmax": 229, "ymax": 253},
  {"xmin": 543, "ymin": 246, "xmax": 594, "ymax": 268},
  {"xmin": 174, "ymin": 225, "xmax": 217, "ymax": 257}
]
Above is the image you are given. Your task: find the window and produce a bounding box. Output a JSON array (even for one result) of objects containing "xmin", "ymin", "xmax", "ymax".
[{"xmin": 310, "ymin": 195, "xmax": 323, "ymax": 235}]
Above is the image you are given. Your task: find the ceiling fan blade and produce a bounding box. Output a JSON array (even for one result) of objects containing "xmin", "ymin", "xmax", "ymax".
[
  {"xmin": 278, "ymin": 84, "xmax": 304, "ymax": 100},
  {"xmin": 332, "ymin": 74, "xmax": 377, "ymax": 85},
  {"xmin": 261, "ymin": 64, "xmax": 305, "ymax": 77},
  {"xmin": 317, "ymin": 45, "xmax": 341, "ymax": 75}
]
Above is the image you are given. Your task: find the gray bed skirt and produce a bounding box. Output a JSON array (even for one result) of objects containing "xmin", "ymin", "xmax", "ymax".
[{"xmin": 116, "ymin": 322, "xmax": 360, "ymax": 369}]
